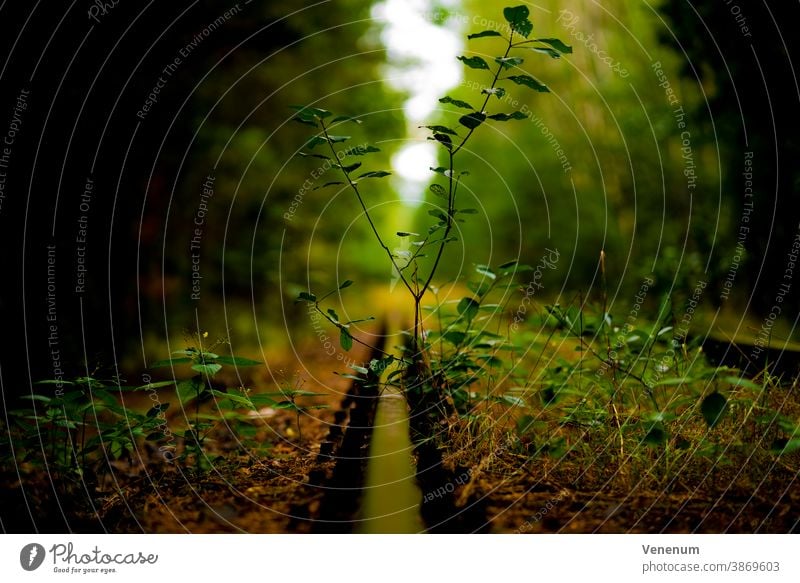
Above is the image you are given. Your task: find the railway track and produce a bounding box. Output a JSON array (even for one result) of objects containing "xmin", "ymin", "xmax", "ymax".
[{"xmin": 303, "ymin": 322, "xmax": 488, "ymax": 533}]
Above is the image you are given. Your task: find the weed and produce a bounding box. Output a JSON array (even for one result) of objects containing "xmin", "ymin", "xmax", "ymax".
[{"xmin": 292, "ymin": 6, "xmax": 571, "ymax": 425}]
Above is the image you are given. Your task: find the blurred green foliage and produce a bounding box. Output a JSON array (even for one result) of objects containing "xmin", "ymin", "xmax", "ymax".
[
  {"xmin": 156, "ymin": 0, "xmax": 793, "ymax": 344},
  {"xmin": 160, "ymin": 0, "xmax": 404, "ymax": 338}
]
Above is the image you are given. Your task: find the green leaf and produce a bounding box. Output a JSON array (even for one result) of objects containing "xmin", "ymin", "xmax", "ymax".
[
  {"xmin": 459, "ymin": 111, "xmax": 486, "ymax": 130},
  {"xmin": 327, "ymin": 308, "xmax": 339, "ymax": 322},
  {"xmin": 326, "ymin": 135, "xmax": 351, "ymax": 144},
  {"xmin": 504, "ymin": 264, "xmax": 534, "ymax": 275},
  {"xmin": 535, "ymin": 38, "xmax": 573, "ymax": 55},
  {"xmin": 429, "ymin": 166, "xmax": 449, "ymax": 177},
  {"xmin": 192, "ymin": 363, "xmax": 222, "ymax": 376},
  {"xmin": 339, "ymin": 162, "xmax": 362, "ymax": 173},
  {"xmin": 723, "ymin": 376, "xmax": 761, "ymax": 391},
  {"xmin": 306, "ymin": 134, "xmax": 350, "ymax": 148},
  {"xmin": 146, "ymin": 403, "xmax": 170, "ymax": 418},
  {"xmin": 211, "ymin": 389, "xmax": 256, "ymax": 409},
  {"xmin": 34, "ymin": 379, "xmax": 74, "ymax": 386},
  {"xmin": 475, "ymin": 265, "xmax": 497, "ymax": 279},
  {"xmin": 343, "ymin": 145, "xmax": 380, "ymax": 156},
  {"xmin": 305, "ymin": 136, "xmax": 327, "ymax": 149},
  {"xmin": 507, "ymin": 75, "xmax": 549, "ymax": 92},
  {"xmin": 54, "ymin": 417, "xmax": 81, "ymax": 429},
  {"xmin": 488, "ymin": 111, "xmax": 529, "ymax": 121},
  {"xmin": 653, "ymin": 377, "xmax": 692, "ymax": 387},
  {"xmin": 350, "ymin": 364, "xmax": 369, "ymax": 375},
  {"xmin": 421, "ymin": 125, "xmax": 458, "ymax": 136},
  {"xmin": 443, "ymin": 330, "xmax": 466, "ymax": 346},
  {"xmin": 108, "ymin": 440, "xmax": 123, "ymax": 459},
  {"xmin": 516, "ymin": 414, "xmax": 538, "ymax": 435},
  {"xmin": 215, "ymin": 355, "xmax": 262, "ymax": 367},
  {"xmin": 500, "ymin": 395, "xmax": 526, "ymax": 407},
  {"xmin": 456, "ymin": 208, "xmax": 479, "ymax": 214},
  {"xmin": 429, "ymin": 184, "xmax": 447, "ymax": 198},
  {"xmin": 334, "ymin": 373, "xmax": 363, "ymax": 382},
  {"xmin": 21, "ymin": 394, "xmax": 53, "ymax": 403},
  {"xmin": 499, "ymin": 259, "xmax": 518, "ymax": 269},
  {"xmin": 331, "ymin": 114, "xmax": 362, "ymax": 124},
  {"xmin": 176, "ymin": 379, "xmax": 201, "ymax": 406},
  {"xmin": 340, "ymin": 328, "xmax": 353, "ymax": 351},
  {"xmin": 514, "ymin": 20, "xmax": 533, "ymax": 38},
  {"xmin": 248, "ymin": 394, "xmax": 278, "ymax": 407},
  {"xmin": 468, "ymin": 30, "xmax": 502, "ymax": 40},
  {"xmin": 467, "ymin": 280, "xmax": 492, "ymax": 297},
  {"xmin": 292, "ymin": 117, "xmax": 317, "ymax": 127},
  {"xmin": 439, "ymin": 96, "xmax": 475, "ymax": 110},
  {"xmin": 150, "ymin": 357, "xmax": 192, "ymax": 368},
  {"xmin": 531, "ymin": 47, "xmax": 561, "ymax": 59},
  {"xmin": 432, "ymin": 133, "xmax": 453, "ymax": 149},
  {"xmin": 503, "ymin": 5, "xmax": 529, "ymax": 24},
  {"xmin": 495, "ymin": 56, "xmax": 524, "ymax": 69},
  {"xmin": 296, "ymin": 292, "xmax": 317, "ymax": 303},
  {"xmin": 777, "ymin": 417, "xmax": 799, "ymax": 435},
  {"xmin": 502, "ymin": 6, "xmax": 533, "ymax": 37},
  {"xmin": 357, "ymin": 171, "xmax": 392, "ymax": 179},
  {"xmin": 339, "ymin": 279, "xmax": 354, "ymax": 289},
  {"xmin": 297, "ymin": 152, "xmax": 331, "ymax": 160},
  {"xmin": 457, "ymin": 55, "xmax": 490, "ymax": 70},
  {"xmin": 289, "ymin": 105, "xmax": 332, "ymax": 120},
  {"xmin": 396, "ymin": 231, "xmax": 419, "ymax": 237},
  {"xmin": 458, "ymin": 297, "xmax": 480, "ymax": 320},
  {"xmin": 701, "ymin": 392, "xmax": 728, "ymax": 428},
  {"xmin": 134, "ymin": 380, "xmax": 177, "ymax": 390},
  {"xmin": 312, "ymin": 181, "xmax": 345, "ymax": 190},
  {"xmin": 428, "ymin": 209, "xmax": 448, "ymax": 222},
  {"xmin": 290, "ymin": 106, "xmax": 329, "ymax": 126}
]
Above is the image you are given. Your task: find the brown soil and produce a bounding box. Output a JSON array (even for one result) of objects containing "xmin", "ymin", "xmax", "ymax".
[
  {"xmin": 7, "ymin": 403, "xmax": 797, "ymax": 534},
  {"xmin": 451, "ymin": 452, "xmax": 799, "ymax": 533},
  {"xmin": 3, "ymin": 345, "xmax": 798, "ymax": 533}
]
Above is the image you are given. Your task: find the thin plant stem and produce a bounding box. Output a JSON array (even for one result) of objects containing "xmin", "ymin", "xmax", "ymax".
[
  {"xmin": 413, "ymin": 32, "xmax": 516, "ymax": 351},
  {"xmin": 320, "ymin": 121, "xmax": 415, "ymax": 298}
]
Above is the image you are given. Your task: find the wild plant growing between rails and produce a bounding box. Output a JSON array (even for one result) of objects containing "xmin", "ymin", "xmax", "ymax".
[{"xmin": 292, "ymin": 6, "xmax": 571, "ymax": 421}]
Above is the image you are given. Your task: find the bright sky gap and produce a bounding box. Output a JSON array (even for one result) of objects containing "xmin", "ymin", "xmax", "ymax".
[{"xmin": 372, "ymin": 0, "xmax": 464, "ymax": 205}]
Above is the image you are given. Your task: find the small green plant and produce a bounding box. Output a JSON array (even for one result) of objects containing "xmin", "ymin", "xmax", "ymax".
[
  {"xmin": 424, "ymin": 261, "xmax": 532, "ymax": 415},
  {"xmin": 150, "ymin": 332, "xmax": 262, "ymax": 471},
  {"xmin": 292, "ymin": 6, "xmax": 571, "ymax": 420},
  {"xmin": 6, "ymin": 373, "xmax": 175, "ymax": 487},
  {"xmin": 257, "ymin": 385, "xmax": 329, "ymax": 443}
]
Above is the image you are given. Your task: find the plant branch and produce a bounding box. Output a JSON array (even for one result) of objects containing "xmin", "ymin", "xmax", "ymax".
[
  {"xmin": 320, "ymin": 121, "xmax": 416, "ymax": 297},
  {"xmin": 452, "ymin": 31, "xmax": 514, "ymax": 157},
  {"xmin": 417, "ymin": 153, "xmax": 457, "ymax": 302},
  {"xmin": 418, "ymin": 32, "xmax": 516, "ymax": 301},
  {"xmin": 409, "ymin": 33, "xmax": 515, "ymax": 351}
]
